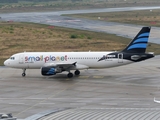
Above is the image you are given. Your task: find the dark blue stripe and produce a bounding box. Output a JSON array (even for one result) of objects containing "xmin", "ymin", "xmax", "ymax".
[
  {"xmin": 138, "ymin": 32, "xmax": 149, "ymax": 38},
  {"xmin": 127, "ymin": 43, "xmax": 147, "ymax": 50},
  {"xmin": 133, "ymin": 38, "xmax": 148, "ymax": 44}
]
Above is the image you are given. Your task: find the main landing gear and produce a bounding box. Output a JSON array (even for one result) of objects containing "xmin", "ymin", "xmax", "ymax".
[
  {"xmin": 67, "ymin": 70, "xmax": 80, "ymax": 78},
  {"xmin": 67, "ymin": 72, "xmax": 73, "ymax": 78},
  {"xmin": 22, "ymin": 69, "xmax": 26, "ymax": 77},
  {"xmin": 75, "ymin": 70, "xmax": 80, "ymax": 76}
]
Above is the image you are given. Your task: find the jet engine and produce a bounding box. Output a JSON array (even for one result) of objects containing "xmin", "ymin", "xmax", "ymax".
[{"xmin": 41, "ymin": 67, "xmax": 61, "ymax": 76}]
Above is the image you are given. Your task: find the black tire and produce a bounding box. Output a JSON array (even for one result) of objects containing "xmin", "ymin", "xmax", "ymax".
[
  {"xmin": 75, "ymin": 70, "xmax": 80, "ymax": 76},
  {"xmin": 22, "ymin": 73, "xmax": 26, "ymax": 77},
  {"xmin": 67, "ymin": 73, "xmax": 73, "ymax": 78}
]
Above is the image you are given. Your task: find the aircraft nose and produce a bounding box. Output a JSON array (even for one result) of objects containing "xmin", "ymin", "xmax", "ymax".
[{"xmin": 4, "ymin": 60, "xmax": 9, "ymax": 66}]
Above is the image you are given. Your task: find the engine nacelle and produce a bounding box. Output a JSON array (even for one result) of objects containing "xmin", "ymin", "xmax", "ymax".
[{"xmin": 41, "ymin": 67, "xmax": 57, "ymax": 76}]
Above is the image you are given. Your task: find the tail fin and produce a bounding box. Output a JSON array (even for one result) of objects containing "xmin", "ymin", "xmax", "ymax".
[{"xmin": 122, "ymin": 27, "xmax": 151, "ymax": 53}]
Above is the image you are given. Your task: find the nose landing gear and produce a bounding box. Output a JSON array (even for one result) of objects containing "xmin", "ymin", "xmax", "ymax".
[{"xmin": 22, "ymin": 69, "xmax": 26, "ymax": 77}]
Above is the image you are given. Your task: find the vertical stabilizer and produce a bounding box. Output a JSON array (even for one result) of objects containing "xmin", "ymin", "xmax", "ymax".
[{"xmin": 122, "ymin": 27, "xmax": 151, "ymax": 53}]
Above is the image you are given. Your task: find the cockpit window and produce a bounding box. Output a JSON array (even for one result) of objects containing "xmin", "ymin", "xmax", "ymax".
[{"xmin": 10, "ymin": 57, "xmax": 15, "ymax": 60}]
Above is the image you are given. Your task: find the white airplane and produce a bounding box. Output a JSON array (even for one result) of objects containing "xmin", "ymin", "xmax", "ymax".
[{"xmin": 4, "ymin": 27, "xmax": 154, "ymax": 78}]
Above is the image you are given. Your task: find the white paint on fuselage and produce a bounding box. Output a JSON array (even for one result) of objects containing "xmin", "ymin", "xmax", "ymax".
[{"xmin": 4, "ymin": 52, "xmax": 133, "ymax": 69}]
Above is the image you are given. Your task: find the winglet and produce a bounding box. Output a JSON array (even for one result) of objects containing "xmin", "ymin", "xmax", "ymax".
[{"xmin": 73, "ymin": 62, "xmax": 77, "ymax": 66}]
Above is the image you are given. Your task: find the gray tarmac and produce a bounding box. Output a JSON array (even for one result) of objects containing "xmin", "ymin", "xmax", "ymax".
[{"xmin": 0, "ymin": 56, "xmax": 160, "ymax": 119}]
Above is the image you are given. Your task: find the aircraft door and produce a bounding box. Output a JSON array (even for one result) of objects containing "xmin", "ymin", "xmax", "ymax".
[
  {"xmin": 19, "ymin": 54, "xmax": 24, "ymax": 64},
  {"xmin": 118, "ymin": 53, "xmax": 123, "ymax": 63}
]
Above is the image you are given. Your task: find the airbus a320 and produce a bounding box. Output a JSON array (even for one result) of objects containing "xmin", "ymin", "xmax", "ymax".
[{"xmin": 4, "ymin": 27, "xmax": 154, "ymax": 78}]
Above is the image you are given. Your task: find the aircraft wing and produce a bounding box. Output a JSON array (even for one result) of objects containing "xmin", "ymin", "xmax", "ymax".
[
  {"xmin": 43, "ymin": 61, "xmax": 76, "ymax": 69},
  {"xmin": 43, "ymin": 61, "xmax": 89, "ymax": 70}
]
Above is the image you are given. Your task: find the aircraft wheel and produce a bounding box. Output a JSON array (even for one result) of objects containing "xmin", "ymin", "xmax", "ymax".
[
  {"xmin": 75, "ymin": 70, "xmax": 80, "ymax": 76},
  {"xmin": 22, "ymin": 73, "xmax": 26, "ymax": 77},
  {"xmin": 67, "ymin": 73, "xmax": 73, "ymax": 78}
]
